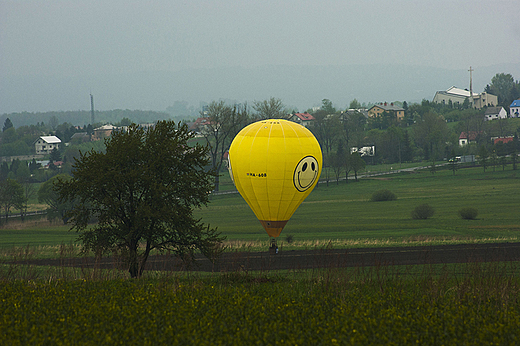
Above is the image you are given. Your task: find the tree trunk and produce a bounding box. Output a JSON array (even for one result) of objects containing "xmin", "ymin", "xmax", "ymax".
[
  {"xmin": 138, "ymin": 242, "xmax": 152, "ymax": 278},
  {"xmin": 128, "ymin": 244, "xmax": 139, "ymax": 278}
]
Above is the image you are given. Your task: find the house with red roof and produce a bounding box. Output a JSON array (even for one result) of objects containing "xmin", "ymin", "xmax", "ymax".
[
  {"xmin": 493, "ymin": 136, "xmax": 514, "ymax": 145},
  {"xmin": 459, "ymin": 131, "xmax": 480, "ymax": 146},
  {"xmin": 289, "ymin": 112, "xmax": 315, "ymax": 127}
]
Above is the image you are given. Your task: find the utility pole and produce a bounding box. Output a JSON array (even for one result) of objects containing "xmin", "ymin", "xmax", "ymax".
[
  {"xmin": 90, "ymin": 93, "xmax": 95, "ymax": 125},
  {"xmin": 468, "ymin": 66, "xmax": 474, "ymax": 108}
]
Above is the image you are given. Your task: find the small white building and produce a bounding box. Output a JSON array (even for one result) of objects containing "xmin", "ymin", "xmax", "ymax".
[
  {"xmin": 510, "ymin": 100, "xmax": 520, "ymax": 118},
  {"xmin": 484, "ymin": 107, "xmax": 507, "ymax": 121},
  {"xmin": 34, "ymin": 136, "xmax": 61, "ymax": 154}
]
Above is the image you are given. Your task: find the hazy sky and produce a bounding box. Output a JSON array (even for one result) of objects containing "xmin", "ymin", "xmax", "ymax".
[{"xmin": 1, "ymin": 0, "xmax": 520, "ymax": 113}]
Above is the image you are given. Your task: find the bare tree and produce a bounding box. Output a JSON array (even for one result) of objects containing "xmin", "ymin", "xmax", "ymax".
[
  {"xmin": 252, "ymin": 97, "xmax": 289, "ymax": 120},
  {"xmin": 199, "ymin": 101, "xmax": 250, "ymax": 192}
]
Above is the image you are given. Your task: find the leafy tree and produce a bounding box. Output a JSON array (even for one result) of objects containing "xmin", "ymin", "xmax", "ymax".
[
  {"xmin": 0, "ymin": 162, "xmax": 8, "ymax": 181},
  {"xmin": 478, "ymin": 145, "xmax": 489, "ymax": 172},
  {"xmin": 38, "ymin": 174, "xmax": 73, "ymax": 224},
  {"xmin": 413, "ymin": 111, "xmax": 449, "ymax": 161},
  {"xmin": 511, "ymin": 148, "xmax": 518, "ymax": 171},
  {"xmin": 341, "ymin": 111, "xmax": 366, "ymax": 149},
  {"xmin": 448, "ymin": 149, "xmax": 458, "ymax": 175},
  {"xmin": 350, "ymin": 152, "xmax": 365, "ymax": 181},
  {"xmin": 401, "ymin": 131, "xmax": 413, "ymax": 162},
  {"xmin": 329, "ymin": 140, "xmax": 346, "ymax": 184},
  {"xmin": 3, "ymin": 118, "xmax": 13, "ymax": 132},
  {"xmin": 55, "ymin": 121, "xmax": 224, "ymax": 278},
  {"xmin": 321, "ymin": 99, "xmax": 336, "ymax": 114},
  {"xmin": 485, "ymin": 73, "xmax": 520, "ymax": 107},
  {"xmin": 348, "ymin": 99, "xmax": 361, "ymax": 110},
  {"xmin": 29, "ymin": 159, "xmax": 40, "ymax": 173},
  {"xmin": 308, "ymin": 111, "xmax": 342, "ymax": 155},
  {"xmin": 0, "ymin": 178, "xmax": 25, "ymax": 224},
  {"xmin": 252, "ymin": 97, "xmax": 288, "ymax": 120},
  {"xmin": 118, "ymin": 117, "xmax": 133, "ymax": 126},
  {"xmin": 1, "ymin": 127, "xmax": 16, "ymax": 144},
  {"xmin": 49, "ymin": 147, "xmax": 62, "ymax": 163}
]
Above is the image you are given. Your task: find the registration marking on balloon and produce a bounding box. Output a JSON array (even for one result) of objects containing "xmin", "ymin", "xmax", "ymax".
[{"xmin": 246, "ymin": 172, "xmax": 267, "ymax": 177}]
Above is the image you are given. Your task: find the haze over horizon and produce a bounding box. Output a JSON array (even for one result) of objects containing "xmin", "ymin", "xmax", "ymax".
[{"xmin": 1, "ymin": 0, "xmax": 520, "ymax": 114}]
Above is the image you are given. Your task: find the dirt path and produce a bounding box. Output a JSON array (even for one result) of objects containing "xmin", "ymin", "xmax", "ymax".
[{"xmin": 10, "ymin": 242, "xmax": 520, "ymax": 273}]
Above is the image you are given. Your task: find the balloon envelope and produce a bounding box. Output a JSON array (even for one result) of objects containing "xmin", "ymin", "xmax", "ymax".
[{"xmin": 228, "ymin": 119, "xmax": 322, "ymax": 237}]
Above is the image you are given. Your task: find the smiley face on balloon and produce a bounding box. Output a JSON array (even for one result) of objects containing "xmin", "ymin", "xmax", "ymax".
[{"xmin": 293, "ymin": 156, "xmax": 319, "ymax": 192}]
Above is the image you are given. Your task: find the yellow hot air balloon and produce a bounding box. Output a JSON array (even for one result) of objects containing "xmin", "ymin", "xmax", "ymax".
[{"xmin": 228, "ymin": 119, "xmax": 322, "ymax": 238}]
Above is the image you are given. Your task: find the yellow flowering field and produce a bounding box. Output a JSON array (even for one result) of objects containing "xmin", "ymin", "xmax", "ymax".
[{"xmin": 2, "ymin": 264, "xmax": 520, "ymax": 345}]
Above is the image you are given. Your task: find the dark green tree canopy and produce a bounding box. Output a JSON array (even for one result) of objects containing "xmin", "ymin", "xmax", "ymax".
[
  {"xmin": 3, "ymin": 118, "xmax": 13, "ymax": 132},
  {"xmin": 55, "ymin": 120, "xmax": 224, "ymax": 278},
  {"xmin": 0, "ymin": 178, "xmax": 25, "ymax": 224},
  {"xmin": 38, "ymin": 174, "xmax": 72, "ymax": 224}
]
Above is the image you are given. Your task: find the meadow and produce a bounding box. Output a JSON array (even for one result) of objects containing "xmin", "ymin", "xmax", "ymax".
[
  {"xmin": 1, "ymin": 164, "xmax": 519, "ymax": 250},
  {"xmin": 200, "ymin": 164, "xmax": 520, "ymax": 246},
  {"xmin": 2, "ymin": 165, "xmax": 520, "ymax": 344}
]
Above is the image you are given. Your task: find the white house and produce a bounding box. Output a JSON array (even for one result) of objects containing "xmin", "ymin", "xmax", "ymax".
[
  {"xmin": 459, "ymin": 131, "xmax": 479, "ymax": 146},
  {"xmin": 484, "ymin": 107, "xmax": 507, "ymax": 121},
  {"xmin": 433, "ymin": 86, "xmax": 497, "ymax": 109},
  {"xmin": 34, "ymin": 136, "xmax": 61, "ymax": 154},
  {"xmin": 510, "ymin": 100, "xmax": 520, "ymax": 118}
]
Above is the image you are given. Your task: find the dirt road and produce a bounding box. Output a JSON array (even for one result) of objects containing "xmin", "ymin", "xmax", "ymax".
[{"xmin": 14, "ymin": 242, "xmax": 520, "ymax": 273}]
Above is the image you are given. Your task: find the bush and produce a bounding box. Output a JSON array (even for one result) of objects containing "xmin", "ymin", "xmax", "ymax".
[
  {"xmin": 285, "ymin": 234, "xmax": 294, "ymax": 244},
  {"xmin": 370, "ymin": 189, "xmax": 397, "ymax": 202},
  {"xmin": 458, "ymin": 207, "xmax": 478, "ymax": 220},
  {"xmin": 411, "ymin": 204, "xmax": 435, "ymax": 219}
]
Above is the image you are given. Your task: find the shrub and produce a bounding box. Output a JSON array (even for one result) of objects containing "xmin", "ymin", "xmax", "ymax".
[
  {"xmin": 411, "ymin": 204, "xmax": 435, "ymax": 219},
  {"xmin": 285, "ymin": 234, "xmax": 294, "ymax": 244},
  {"xmin": 458, "ymin": 207, "xmax": 478, "ymax": 220},
  {"xmin": 370, "ymin": 189, "xmax": 397, "ymax": 202}
]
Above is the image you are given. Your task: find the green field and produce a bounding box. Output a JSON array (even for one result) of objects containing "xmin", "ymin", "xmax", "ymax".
[
  {"xmin": 1, "ymin": 165, "xmax": 519, "ymax": 250},
  {"xmin": 2, "ymin": 262, "xmax": 520, "ymax": 345},
  {"xmin": 199, "ymin": 165, "xmax": 520, "ymax": 245},
  {"xmin": 2, "ymin": 165, "xmax": 520, "ymax": 344}
]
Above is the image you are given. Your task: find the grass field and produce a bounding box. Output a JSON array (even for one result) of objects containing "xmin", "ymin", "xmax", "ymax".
[
  {"xmin": 2, "ymin": 165, "xmax": 520, "ymax": 344},
  {"xmin": 199, "ymin": 165, "xmax": 520, "ymax": 245},
  {"xmin": 1, "ymin": 165, "xmax": 519, "ymax": 250}
]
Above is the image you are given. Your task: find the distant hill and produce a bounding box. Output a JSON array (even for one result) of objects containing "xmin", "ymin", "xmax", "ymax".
[
  {"xmin": 0, "ymin": 109, "xmax": 171, "ymax": 128},
  {"xmin": 1, "ymin": 63, "xmax": 519, "ymax": 115}
]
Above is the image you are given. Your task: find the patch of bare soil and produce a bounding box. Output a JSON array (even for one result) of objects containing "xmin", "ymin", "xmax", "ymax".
[{"xmin": 10, "ymin": 243, "xmax": 520, "ymax": 273}]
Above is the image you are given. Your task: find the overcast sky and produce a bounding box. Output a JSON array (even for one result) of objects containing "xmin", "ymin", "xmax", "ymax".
[{"xmin": 1, "ymin": 0, "xmax": 520, "ymax": 113}]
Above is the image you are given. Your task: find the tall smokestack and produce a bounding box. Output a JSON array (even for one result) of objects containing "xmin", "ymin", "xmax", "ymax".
[{"xmin": 90, "ymin": 93, "xmax": 95, "ymax": 125}]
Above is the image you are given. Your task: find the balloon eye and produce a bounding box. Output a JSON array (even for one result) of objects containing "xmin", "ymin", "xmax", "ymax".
[
  {"xmin": 311, "ymin": 162, "xmax": 316, "ymax": 171},
  {"xmin": 302, "ymin": 163, "xmax": 308, "ymax": 172}
]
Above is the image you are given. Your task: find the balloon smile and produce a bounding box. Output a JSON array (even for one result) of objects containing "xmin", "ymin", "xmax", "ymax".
[
  {"xmin": 298, "ymin": 170, "xmax": 317, "ymax": 190},
  {"xmin": 293, "ymin": 156, "xmax": 319, "ymax": 192}
]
